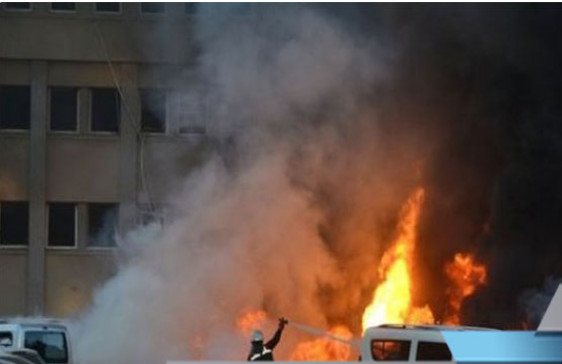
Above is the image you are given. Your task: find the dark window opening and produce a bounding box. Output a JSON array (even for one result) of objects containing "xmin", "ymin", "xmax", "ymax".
[
  {"xmin": 0, "ymin": 332, "xmax": 13, "ymax": 347},
  {"xmin": 184, "ymin": 3, "xmax": 197, "ymax": 15},
  {"xmin": 416, "ymin": 341, "xmax": 452, "ymax": 361},
  {"xmin": 51, "ymin": 2, "xmax": 76, "ymax": 11},
  {"xmin": 88, "ymin": 203, "xmax": 118, "ymax": 247},
  {"xmin": 0, "ymin": 202, "xmax": 29, "ymax": 246},
  {"xmin": 95, "ymin": 2, "xmax": 120, "ymax": 12},
  {"xmin": 371, "ymin": 340, "xmax": 411, "ymax": 361},
  {"xmin": 50, "ymin": 87, "xmax": 77, "ymax": 131},
  {"xmin": 91, "ymin": 88, "xmax": 119, "ymax": 132},
  {"xmin": 141, "ymin": 89, "xmax": 166, "ymax": 133},
  {"xmin": 24, "ymin": 331, "xmax": 68, "ymax": 364},
  {"xmin": 5, "ymin": 3, "xmax": 31, "ymax": 10},
  {"xmin": 141, "ymin": 2, "xmax": 164, "ymax": 13},
  {"xmin": 0, "ymin": 86, "xmax": 30, "ymax": 130},
  {"xmin": 48, "ymin": 203, "xmax": 76, "ymax": 247}
]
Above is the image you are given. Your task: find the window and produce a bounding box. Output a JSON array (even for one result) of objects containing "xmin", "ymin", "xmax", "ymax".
[
  {"xmin": 178, "ymin": 93, "xmax": 205, "ymax": 134},
  {"xmin": 371, "ymin": 340, "xmax": 410, "ymax": 361},
  {"xmin": 47, "ymin": 203, "xmax": 76, "ymax": 247},
  {"xmin": 91, "ymin": 88, "xmax": 119, "ymax": 132},
  {"xmin": 51, "ymin": 3, "xmax": 76, "ymax": 12},
  {"xmin": 0, "ymin": 332, "xmax": 13, "ymax": 347},
  {"xmin": 416, "ymin": 342, "xmax": 452, "ymax": 361},
  {"xmin": 0, "ymin": 86, "xmax": 30, "ymax": 130},
  {"xmin": 88, "ymin": 203, "xmax": 118, "ymax": 247},
  {"xmin": 95, "ymin": 2, "xmax": 120, "ymax": 13},
  {"xmin": 25, "ymin": 331, "xmax": 68, "ymax": 364},
  {"xmin": 4, "ymin": 2, "xmax": 31, "ymax": 11},
  {"xmin": 141, "ymin": 2, "xmax": 164, "ymax": 14},
  {"xmin": 49, "ymin": 87, "xmax": 77, "ymax": 132},
  {"xmin": 184, "ymin": 3, "xmax": 197, "ymax": 15},
  {"xmin": 0, "ymin": 202, "xmax": 29, "ymax": 246},
  {"xmin": 141, "ymin": 88, "xmax": 166, "ymax": 133}
]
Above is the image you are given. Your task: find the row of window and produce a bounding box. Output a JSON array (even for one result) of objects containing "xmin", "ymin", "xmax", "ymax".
[
  {"xmin": 0, "ymin": 201, "xmax": 117, "ymax": 248},
  {"xmin": 0, "ymin": 86, "xmax": 204, "ymax": 134},
  {"xmin": 371, "ymin": 340, "xmax": 452, "ymax": 361},
  {"xmin": 3, "ymin": 2, "xmax": 200, "ymax": 15}
]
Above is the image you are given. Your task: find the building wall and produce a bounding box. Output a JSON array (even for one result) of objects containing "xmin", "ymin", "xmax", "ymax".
[{"xmin": 0, "ymin": 3, "xmax": 207, "ymax": 317}]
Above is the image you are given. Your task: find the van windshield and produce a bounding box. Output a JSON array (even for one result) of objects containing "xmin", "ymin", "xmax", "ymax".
[{"xmin": 24, "ymin": 331, "xmax": 68, "ymax": 363}]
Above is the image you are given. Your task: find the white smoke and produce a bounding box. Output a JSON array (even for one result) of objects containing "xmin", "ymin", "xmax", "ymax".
[{"xmin": 72, "ymin": 5, "xmax": 416, "ymax": 363}]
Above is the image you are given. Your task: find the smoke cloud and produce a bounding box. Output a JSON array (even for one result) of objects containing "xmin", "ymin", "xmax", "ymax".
[{"xmin": 72, "ymin": 4, "xmax": 562, "ymax": 363}]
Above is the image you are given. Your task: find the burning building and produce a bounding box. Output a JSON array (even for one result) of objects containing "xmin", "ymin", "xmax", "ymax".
[{"xmin": 1, "ymin": 3, "xmax": 562, "ymax": 363}]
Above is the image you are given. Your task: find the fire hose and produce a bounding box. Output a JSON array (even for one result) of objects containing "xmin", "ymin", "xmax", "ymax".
[{"xmin": 277, "ymin": 319, "xmax": 361, "ymax": 348}]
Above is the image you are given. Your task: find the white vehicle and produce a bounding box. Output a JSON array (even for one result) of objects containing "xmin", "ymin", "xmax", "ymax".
[
  {"xmin": 0, "ymin": 319, "xmax": 72, "ymax": 364},
  {"xmin": 360, "ymin": 324, "xmax": 497, "ymax": 363}
]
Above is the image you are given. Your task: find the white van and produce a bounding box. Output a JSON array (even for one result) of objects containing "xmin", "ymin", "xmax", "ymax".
[
  {"xmin": 361, "ymin": 324, "xmax": 497, "ymax": 362},
  {"xmin": 0, "ymin": 319, "xmax": 72, "ymax": 364}
]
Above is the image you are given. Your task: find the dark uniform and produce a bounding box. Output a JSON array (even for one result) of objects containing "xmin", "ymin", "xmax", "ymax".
[{"xmin": 247, "ymin": 318, "xmax": 287, "ymax": 361}]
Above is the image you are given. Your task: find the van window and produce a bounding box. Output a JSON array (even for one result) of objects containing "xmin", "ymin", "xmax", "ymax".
[
  {"xmin": 416, "ymin": 341, "xmax": 452, "ymax": 361},
  {"xmin": 371, "ymin": 340, "xmax": 411, "ymax": 361},
  {"xmin": 24, "ymin": 331, "xmax": 68, "ymax": 363},
  {"xmin": 0, "ymin": 332, "xmax": 13, "ymax": 347}
]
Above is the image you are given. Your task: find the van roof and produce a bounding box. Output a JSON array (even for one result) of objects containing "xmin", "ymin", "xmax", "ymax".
[
  {"xmin": 371, "ymin": 324, "xmax": 499, "ymax": 332},
  {"xmin": 0, "ymin": 318, "xmax": 68, "ymax": 331}
]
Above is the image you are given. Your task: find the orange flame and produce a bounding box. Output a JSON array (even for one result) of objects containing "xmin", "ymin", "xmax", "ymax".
[
  {"xmin": 361, "ymin": 188, "xmax": 434, "ymax": 331},
  {"xmin": 289, "ymin": 326, "xmax": 353, "ymax": 361},
  {"xmin": 444, "ymin": 253, "xmax": 487, "ymax": 324},
  {"xmin": 237, "ymin": 310, "xmax": 267, "ymax": 336}
]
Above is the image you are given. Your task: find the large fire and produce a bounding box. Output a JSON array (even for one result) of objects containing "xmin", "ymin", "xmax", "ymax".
[
  {"xmin": 235, "ymin": 187, "xmax": 488, "ymax": 360},
  {"xmin": 361, "ymin": 188, "xmax": 434, "ymax": 330},
  {"xmin": 444, "ymin": 253, "xmax": 487, "ymax": 325},
  {"xmin": 237, "ymin": 310, "xmax": 267, "ymax": 336},
  {"xmin": 289, "ymin": 326, "xmax": 353, "ymax": 361}
]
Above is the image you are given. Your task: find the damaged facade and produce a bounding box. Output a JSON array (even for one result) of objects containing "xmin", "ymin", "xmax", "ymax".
[{"xmin": 0, "ymin": 2, "xmax": 207, "ymax": 316}]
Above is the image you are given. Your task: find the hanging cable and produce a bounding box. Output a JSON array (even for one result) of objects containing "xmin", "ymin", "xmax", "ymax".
[{"xmin": 93, "ymin": 21, "xmax": 157, "ymax": 216}]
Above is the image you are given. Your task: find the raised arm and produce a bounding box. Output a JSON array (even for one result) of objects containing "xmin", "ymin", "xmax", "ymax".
[{"xmin": 265, "ymin": 318, "xmax": 288, "ymax": 350}]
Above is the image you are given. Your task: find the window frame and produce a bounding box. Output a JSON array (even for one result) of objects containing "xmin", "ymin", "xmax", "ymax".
[
  {"xmin": 0, "ymin": 201, "xmax": 29, "ymax": 248},
  {"xmin": 48, "ymin": 87, "xmax": 79, "ymax": 133},
  {"xmin": 140, "ymin": 2, "xmax": 166, "ymax": 15},
  {"xmin": 46, "ymin": 202, "xmax": 78, "ymax": 249},
  {"xmin": 140, "ymin": 88, "xmax": 168, "ymax": 134},
  {"xmin": 87, "ymin": 203, "xmax": 119, "ymax": 249},
  {"xmin": 94, "ymin": 2, "xmax": 121, "ymax": 14},
  {"xmin": 3, "ymin": 2, "xmax": 32, "ymax": 12},
  {"xmin": 0, "ymin": 85, "xmax": 31, "ymax": 132},
  {"xmin": 90, "ymin": 87, "xmax": 120, "ymax": 134},
  {"xmin": 49, "ymin": 2, "xmax": 76, "ymax": 13},
  {"xmin": 371, "ymin": 339, "xmax": 412, "ymax": 362}
]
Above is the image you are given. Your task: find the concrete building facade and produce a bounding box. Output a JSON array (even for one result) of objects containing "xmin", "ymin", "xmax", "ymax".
[{"xmin": 0, "ymin": 2, "xmax": 206, "ymax": 317}]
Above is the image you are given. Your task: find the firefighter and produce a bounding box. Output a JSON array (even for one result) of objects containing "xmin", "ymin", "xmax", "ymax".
[{"xmin": 247, "ymin": 317, "xmax": 288, "ymax": 361}]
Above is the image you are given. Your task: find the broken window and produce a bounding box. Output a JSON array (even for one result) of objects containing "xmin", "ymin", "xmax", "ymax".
[
  {"xmin": 88, "ymin": 203, "xmax": 118, "ymax": 247},
  {"xmin": 140, "ymin": 88, "xmax": 166, "ymax": 133},
  {"xmin": 91, "ymin": 88, "xmax": 119, "ymax": 132},
  {"xmin": 95, "ymin": 2, "xmax": 120, "ymax": 13},
  {"xmin": 0, "ymin": 202, "xmax": 29, "ymax": 246},
  {"xmin": 0, "ymin": 86, "xmax": 30, "ymax": 130},
  {"xmin": 49, "ymin": 87, "xmax": 78, "ymax": 132},
  {"xmin": 141, "ymin": 2, "xmax": 164, "ymax": 14},
  {"xmin": 51, "ymin": 2, "xmax": 76, "ymax": 11},
  {"xmin": 4, "ymin": 3, "xmax": 31, "ymax": 11},
  {"xmin": 47, "ymin": 203, "xmax": 76, "ymax": 247}
]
